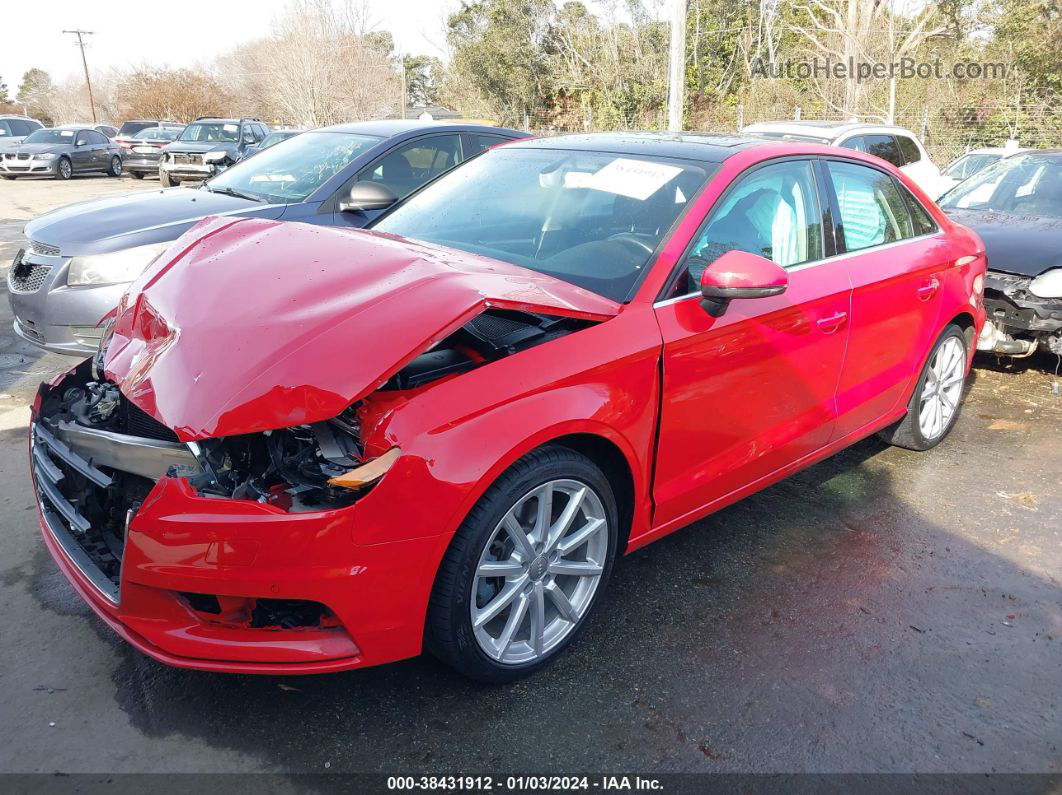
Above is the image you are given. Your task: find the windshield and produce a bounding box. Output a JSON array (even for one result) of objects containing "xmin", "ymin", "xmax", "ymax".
[
  {"xmin": 944, "ymin": 153, "xmax": 1000, "ymax": 181},
  {"xmin": 206, "ymin": 131, "xmax": 381, "ymax": 203},
  {"xmin": 179, "ymin": 122, "xmax": 240, "ymax": 143},
  {"xmin": 939, "ymin": 154, "xmax": 1062, "ymax": 219},
  {"xmin": 134, "ymin": 128, "xmax": 181, "ymax": 141},
  {"xmin": 373, "ymin": 148, "xmax": 711, "ymax": 302},
  {"xmin": 23, "ymin": 129, "xmax": 77, "ymax": 144}
]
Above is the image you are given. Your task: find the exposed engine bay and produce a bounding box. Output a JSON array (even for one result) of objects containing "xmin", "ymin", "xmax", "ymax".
[{"xmin": 979, "ymin": 271, "xmax": 1062, "ymax": 357}]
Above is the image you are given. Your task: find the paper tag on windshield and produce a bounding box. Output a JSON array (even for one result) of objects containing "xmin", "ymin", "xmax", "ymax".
[
  {"xmin": 587, "ymin": 158, "xmax": 682, "ymax": 200},
  {"xmin": 223, "ymin": 124, "xmax": 238, "ymax": 132}
]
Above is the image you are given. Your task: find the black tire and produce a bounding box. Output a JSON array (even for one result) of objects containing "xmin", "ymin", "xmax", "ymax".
[
  {"xmin": 426, "ymin": 445, "xmax": 619, "ymax": 683},
  {"xmin": 129, "ymin": 170, "xmax": 145, "ymax": 180},
  {"xmin": 55, "ymin": 157, "xmax": 72, "ymax": 180},
  {"xmin": 159, "ymin": 171, "xmax": 173, "ymax": 187},
  {"xmin": 2, "ymin": 175, "xmax": 15, "ymax": 180},
  {"xmin": 109, "ymin": 156, "xmax": 122, "ymax": 177},
  {"xmin": 878, "ymin": 323, "xmax": 968, "ymax": 451}
]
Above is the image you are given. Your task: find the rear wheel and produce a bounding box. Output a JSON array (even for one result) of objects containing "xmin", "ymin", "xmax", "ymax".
[
  {"xmin": 426, "ymin": 446, "xmax": 618, "ymax": 683},
  {"xmin": 56, "ymin": 157, "xmax": 72, "ymax": 180},
  {"xmin": 130, "ymin": 171, "xmax": 145, "ymax": 179},
  {"xmin": 109, "ymin": 156, "xmax": 122, "ymax": 177},
  {"xmin": 879, "ymin": 324, "xmax": 968, "ymax": 451}
]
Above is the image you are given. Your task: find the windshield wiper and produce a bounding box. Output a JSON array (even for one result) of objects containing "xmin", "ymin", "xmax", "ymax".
[{"xmin": 203, "ymin": 184, "xmax": 264, "ymax": 203}]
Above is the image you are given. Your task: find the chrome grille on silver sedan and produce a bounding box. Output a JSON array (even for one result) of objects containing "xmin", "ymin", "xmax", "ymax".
[{"xmin": 29, "ymin": 240, "xmax": 61, "ymax": 256}]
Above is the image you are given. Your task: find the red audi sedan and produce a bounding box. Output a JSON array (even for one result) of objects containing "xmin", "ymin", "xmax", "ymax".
[{"xmin": 30, "ymin": 133, "xmax": 986, "ymax": 682}]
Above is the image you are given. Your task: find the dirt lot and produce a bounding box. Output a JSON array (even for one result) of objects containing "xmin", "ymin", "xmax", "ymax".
[{"xmin": 0, "ymin": 177, "xmax": 1059, "ymax": 776}]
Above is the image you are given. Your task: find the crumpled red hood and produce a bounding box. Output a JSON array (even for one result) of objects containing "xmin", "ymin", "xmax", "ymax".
[{"xmin": 103, "ymin": 216, "xmax": 619, "ymax": 441}]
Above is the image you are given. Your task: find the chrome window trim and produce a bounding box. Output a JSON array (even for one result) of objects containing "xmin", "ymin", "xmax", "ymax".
[{"xmin": 653, "ymin": 230, "xmax": 943, "ymax": 308}]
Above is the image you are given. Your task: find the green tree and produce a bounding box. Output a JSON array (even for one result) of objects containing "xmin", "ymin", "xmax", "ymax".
[{"xmin": 404, "ymin": 54, "xmax": 443, "ymax": 106}]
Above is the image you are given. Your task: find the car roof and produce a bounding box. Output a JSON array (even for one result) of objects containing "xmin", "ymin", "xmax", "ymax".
[
  {"xmin": 505, "ymin": 131, "xmax": 764, "ymax": 162},
  {"xmin": 743, "ymin": 120, "xmax": 920, "ymax": 140},
  {"xmin": 317, "ymin": 119, "xmax": 526, "ymax": 137}
]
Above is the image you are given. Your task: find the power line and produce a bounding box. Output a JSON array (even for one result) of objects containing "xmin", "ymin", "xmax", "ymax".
[{"xmin": 62, "ymin": 29, "xmax": 97, "ymax": 123}]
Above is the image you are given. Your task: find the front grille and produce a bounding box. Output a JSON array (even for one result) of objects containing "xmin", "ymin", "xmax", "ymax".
[
  {"xmin": 16, "ymin": 152, "xmax": 30, "ymax": 161},
  {"xmin": 124, "ymin": 399, "xmax": 181, "ymax": 443},
  {"xmin": 30, "ymin": 240, "xmax": 61, "ymax": 257},
  {"xmin": 32, "ymin": 423, "xmax": 123, "ymax": 601},
  {"xmin": 8, "ymin": 262, "xmax": 51, "ymax": 293}
]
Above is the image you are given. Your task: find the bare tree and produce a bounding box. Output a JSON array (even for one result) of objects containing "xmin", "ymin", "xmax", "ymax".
[{"xmin": 221, "ymin": 0, "xmax": 401, "ymax": 126}]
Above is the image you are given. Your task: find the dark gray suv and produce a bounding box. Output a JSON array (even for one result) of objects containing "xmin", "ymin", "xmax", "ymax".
[{"xmin": 158, "ymin": 117, "xmax": 267, "ymax": 185}]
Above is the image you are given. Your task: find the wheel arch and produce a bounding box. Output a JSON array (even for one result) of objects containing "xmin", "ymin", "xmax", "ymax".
[{"xmin": 945, "ymin": 310, "xmax": 977, "ymax": 351}]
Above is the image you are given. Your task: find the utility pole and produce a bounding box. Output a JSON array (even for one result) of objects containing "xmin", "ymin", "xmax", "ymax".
[
  {"xmin": 667, "ymin": 0, "xmax": 686, "ymax": 132},
  {"xmin": 63, "ymin": 29, "xmax": 97, "ymax": 123}
]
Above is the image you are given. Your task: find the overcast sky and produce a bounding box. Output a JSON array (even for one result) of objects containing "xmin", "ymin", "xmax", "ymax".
[{"xmin": 1, "ymin": 0, "xmax": 454, "ymax": 93}]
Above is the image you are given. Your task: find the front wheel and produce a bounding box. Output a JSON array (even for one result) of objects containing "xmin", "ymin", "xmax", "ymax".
[
  {"xmin": 426, "ymin": 446, "xmax": 618, "ymax": 682},
  {"xmin": 879, "ymin": 324, "xmax": 968, "ymax": 451},
  {"xmin": 109, "ymin": 156, "xmax": 122, "ymax": 177},
  {"xmin": 129, "ymin": 170, "xmax": 144, "ymax": 180},
  {"xmin": 2, "ymin": 175, "xmax": 14, "ymax": 180},
  {"xmin": 55, "ymin": 157, "xmax": 72, "ymax": 180},
  {"xmin": 159, "ymin": 170, "xmax": 173, "ymax": 187}
]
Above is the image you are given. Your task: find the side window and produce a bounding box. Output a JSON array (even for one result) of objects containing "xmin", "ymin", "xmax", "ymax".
[
  {"xmin": 467, "ymin": 134, "xmax": 507, "ymax": 156},
  {"xmin": 0, "ymin": 121, "xmax": 11, "ymax": 138},
  {"xmin": 11, "ymin": 120, "xmax": 31, "ymax": 136},
  {"xmin": 255, "ymin": 124, "xmax": 267, "ymax": 140},
  {"xmin": 901, "ymin": 185, "xmax": 938, "ymax": 236},
  {"xmin": 839, "ymin": 135, "xmax": 866, "ymax": 153},
  {"xmin": 75, "ymin": 131, "xmax": 90, "ymax": 146},
  {"xmin": 827, "ymin": 161, "xmax": 915, "ymax": 252},
  {"xmin": 89, "ymin": 130, "xmax": 108, "ymax": 145},
  {"xmin": 361, "ymin": 134, "xmax": 463, "ymax": 200},
  {"xmin": 896, "ymin": 136, "xmax": 921, "ymax": 165},
  {"xmin": 683, "ymin": 160, "xmax": 823, "ymax": 291},
  {"xmin": 861, "ymin": 135, "xmax": 904, "ymax": 167}
]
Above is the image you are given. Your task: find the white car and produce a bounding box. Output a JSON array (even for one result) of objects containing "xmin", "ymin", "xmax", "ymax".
[
  {"xmin": 936, "ymin": 145, "xmax": 1030, "ymax": 199},
  {"xmin": 742, "ymin": 121, "xmax": 942, "ymax": 196}
]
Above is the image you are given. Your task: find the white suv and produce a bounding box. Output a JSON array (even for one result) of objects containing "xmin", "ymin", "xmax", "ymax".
[{"xmin": 742, "ymin": 121, "xmax": 942, "ymax": 197}]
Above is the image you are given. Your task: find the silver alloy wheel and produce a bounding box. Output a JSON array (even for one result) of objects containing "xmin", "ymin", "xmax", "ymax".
[
  {"xmin": 58, "ymin": 159, "xmax": 71, "ymax": 179},
  {"xmin": 471, "ymin": 478, "xmax": 609, "ymax": 665},
  {"xmin": 918, "ymin": 335, "xmax": 965, "ymax": 440},
  {"xmin": 110, "ymin": 156, "xmax": 122, "ymax": 176}
]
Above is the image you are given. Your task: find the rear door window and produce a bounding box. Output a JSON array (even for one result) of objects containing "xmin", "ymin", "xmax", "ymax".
[
  {"xmin": 827, "ymin": 160, "xmax": 916, "ymax": 251},
  {"xmin": 896, "ymin": 136, "xmax": 921, "ymax": 164},
  {"xmin": 465, "ymin": 134, "xmax": 508, "ymax": 156},
  {"xmin": 842, "ymin": 135, "xmax": 904, "ymax": 167},
  {"xmin": 0, "ymin": 120, "xmax": 11, "ymax": 138}
]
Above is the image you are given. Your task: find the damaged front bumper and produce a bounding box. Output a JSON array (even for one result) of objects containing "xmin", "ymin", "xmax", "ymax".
[
  {"xmin": 30, "ymin": 361, "xmax": 448, "ymax": 673},
  {"xmin": 977, "ymin": 271, "xmax": 1062, "ymax": 356}
]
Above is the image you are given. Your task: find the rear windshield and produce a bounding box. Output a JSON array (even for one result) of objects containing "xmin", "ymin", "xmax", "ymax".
[{"xmin": 118, "ymin": 121, "xmax": 158, "ymax": 137}]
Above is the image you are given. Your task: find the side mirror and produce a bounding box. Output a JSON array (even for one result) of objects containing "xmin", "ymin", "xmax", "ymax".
[
  {"xmin": 339, "ymin": 181, "xmax": 398, "ymax": 213},
  {"xmin": 698, "ymin": 249, "xmax": 788, "ymax": 317},
  {"xmin": 75, "ymin": 140, "xmax": 86, "ymax": 147}
]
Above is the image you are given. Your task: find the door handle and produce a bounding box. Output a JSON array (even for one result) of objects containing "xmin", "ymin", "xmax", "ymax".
[
  {"xmin": 816, "ymin": 311, "xmax": 848, "ymax": 334},
  {"xmin": 917, "ymin": 278, "xmax": 940, "ymax": 300}
]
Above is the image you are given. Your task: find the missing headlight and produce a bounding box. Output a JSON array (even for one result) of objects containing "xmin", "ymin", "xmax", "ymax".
[{"xmin": 187, "ymin": 406, "xmax": 371, "ymax": 512}]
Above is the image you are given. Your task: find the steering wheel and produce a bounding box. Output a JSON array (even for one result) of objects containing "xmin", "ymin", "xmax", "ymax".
[{"xmin": 607, "ymin": 233, "xmax": 655, "ymax": 255}]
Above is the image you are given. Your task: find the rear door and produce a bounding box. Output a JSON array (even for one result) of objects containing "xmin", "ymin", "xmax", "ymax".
[
  {"xmin": 652, "ymin": 158, "xmax": 852, "ymax": 527},
  {"xmin": 822, "ymin": 158, "xmax": 949, "ymax": 436}
]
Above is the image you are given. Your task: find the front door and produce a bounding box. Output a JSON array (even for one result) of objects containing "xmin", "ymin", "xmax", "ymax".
[{"xmin": 652, "ymin": 159, "xmax": 852, "ymax": 528}]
